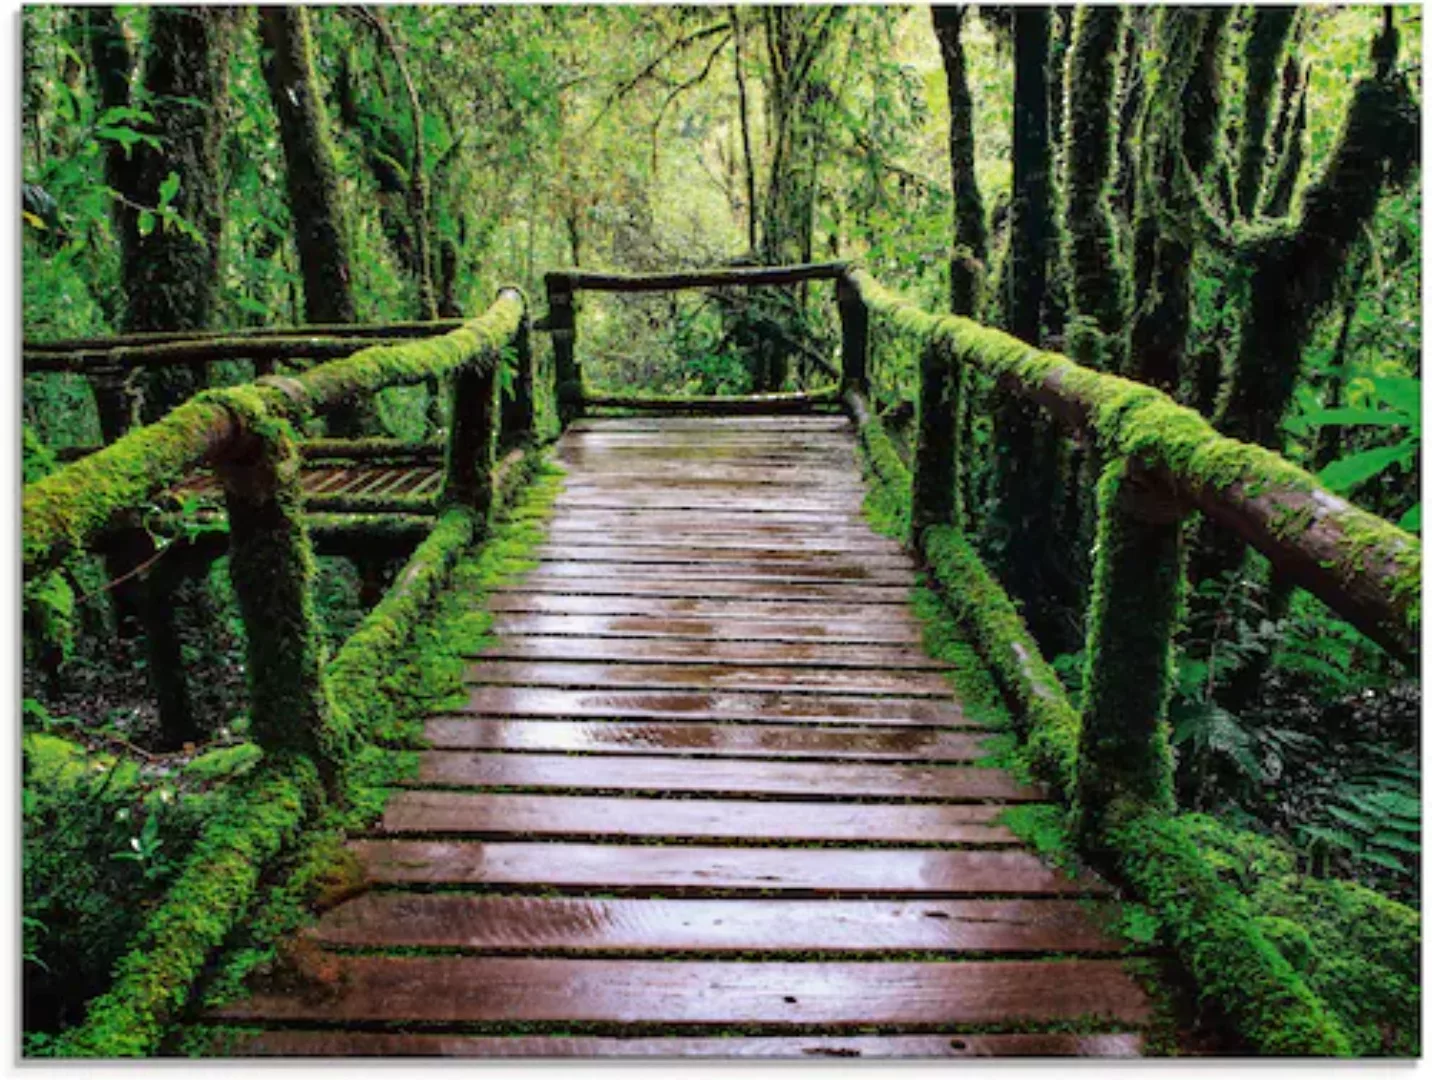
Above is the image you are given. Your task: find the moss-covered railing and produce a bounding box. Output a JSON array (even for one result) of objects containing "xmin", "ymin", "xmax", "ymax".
[
  {"xmin": 837, "ymin": 266, "xmax": 1420, "ymax": 1056},
  {"xmin": 25, "ymin": 289, "xmax": 545, "ymax": 1055},
  {"xmin": 543, "ymin": 261, "xmax": 852, "ymax": 424}
]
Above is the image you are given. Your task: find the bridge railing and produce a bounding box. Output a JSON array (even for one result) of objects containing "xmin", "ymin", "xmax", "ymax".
[
  {"xmin": 25, "ymin": 288, "xmax": 533, "ymax": 781},
  {"xmin": 835, "ymin": 265, "xmax": 1418, "ymax": 1055},
  {"xmin": 544, "ymin": 262, "xmax": 854, "ymax": 423}
]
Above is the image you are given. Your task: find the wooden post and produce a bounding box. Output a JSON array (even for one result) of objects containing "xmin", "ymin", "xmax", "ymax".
[
  {"xmin": 912, "ymin": 337, "xmax": 962, "ymax": 537},
  {"xmin": 500, "ymin": 297, "xmax": 535, "ymax": 448},
  {"xmin": 836, "ymin": 272, "xmax": 869, "ymax": 396},
  {"xmin": 1075, "ymin": 457, "xmax": 1185, "ymax": 842},
  {"xmin": 442, "ymin": 353, "xmax": 500, "ymax": 520},
  {"xmin": 218, "ymin": 422, "xmax": 342, "ymax": 789},
  {"xmin": 545, "ymin": 272, "xmax": 581, "ymax": 427}
]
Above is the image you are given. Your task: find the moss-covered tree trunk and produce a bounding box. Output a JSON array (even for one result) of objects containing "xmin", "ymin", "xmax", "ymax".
[
  {"xmin": 1063, "ymin": 5, "xmax": 1125, "ymax": 370},
  {"xmin": 93, "ymin": 7, "xmax": 239, "ymax": 744},
  {"xmin": 1125, "ymin": 8, "xmax": 1227, "ymax": 393},
  {"xmin": 931, "ymin": 6, "xmax": 987, "ymax": 318},
  {"xmin": 123, "ymin": 6, "xmax": 239, "ymax": 415},
  {"xmin": 259, "ymin": 6, "xmax": 380, "ymax": 440},
  {"xmin": 1234, "ymin": 8, "xmax": 1298, "ymax": 219},
  {"xmin": 1201, "ymin": 14, "xmax": 1417, "ymax": 585},
  {"xmin": 986, "ymin": 7, "xmax": 1062, "ymax": 648},
  {"xmin": 1262, "ymin": 54, "xmax": 1309, "ymax": 218}
]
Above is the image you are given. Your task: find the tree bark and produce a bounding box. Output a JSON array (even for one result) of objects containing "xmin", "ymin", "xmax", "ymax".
[
  {"xmin": 1234, "ymin": 7, "xmax": 1298, "ymax": 219},
  {"xmin": 1125, "ymin": 8, "xmax": 1228, "ymax": 393},
  {"xmin": 931, "ymin": 6, "xmax": 988, "ymax": 317}
]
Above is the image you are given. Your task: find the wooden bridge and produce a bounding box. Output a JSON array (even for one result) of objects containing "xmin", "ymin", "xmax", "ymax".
[{"xmin": 22, "ymin": 264, "xmax": 1418, "ymax": 1058}]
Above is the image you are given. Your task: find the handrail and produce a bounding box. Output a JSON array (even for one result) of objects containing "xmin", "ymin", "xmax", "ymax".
[
  {"xmin": 24, "ymin": 317, "xmax": 464, "ymax": 355},
  {"xmin": 840, "ymin": 267, "xmax": 1420, "ymax": 663},
  {"xmin": 23, "ymin": 290, "xmax": 526, "ymax": 581},
  {"xmin": 542, "ymin": 260, "xmax": 856, "ymax": 426},
  {"xmin": 546, "ymin": 261, "xmax": 848, "ymax": 293}
]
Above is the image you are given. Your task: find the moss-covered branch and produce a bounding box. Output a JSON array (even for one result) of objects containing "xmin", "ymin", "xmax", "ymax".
[
  {"xmin": 845, "ymin": 268, "xmax": 1419, "ymax": 661},
  {"xmin": 51, "ymin": 755, "xmax": 320, "ymax": 1057},
  {"xmin": 25, "ymin": 318, "xmax": 463, "ymax": 354},
  {"xmin": 1109, "ymin": 813, "xmax": 1352, "ymax": 1055}
]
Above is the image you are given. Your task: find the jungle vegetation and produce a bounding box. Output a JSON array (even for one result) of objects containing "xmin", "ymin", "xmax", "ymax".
[{"xmin": 20, "ymin": 3, "xmax": 1422, "ymax": 1052}]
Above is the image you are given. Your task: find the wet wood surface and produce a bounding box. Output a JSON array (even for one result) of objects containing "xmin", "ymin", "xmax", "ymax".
[
  {"xmin": 378, "ymin": 792, "xmax": 1022, "ymax": 844},
  {"xmin": 202, "ymin": 415, "xmax": 1150, "ymax": 1058},
  {"xmin": 422, "ymin": 717, "xmax": 987, "ymax": 759},
  {"xmin": 220, "ymin": 1031, "xmax": 1144, "ymax": 1058}
]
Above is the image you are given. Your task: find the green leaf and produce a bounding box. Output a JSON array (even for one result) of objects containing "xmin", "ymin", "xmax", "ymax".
[
  {"xmin": 1294, "ymin": 406, "xmax": 1412, "ymax": 429},
  {"xmin": 1353, "ymin": 848, "xmax": 1407, "ymax": 872},
  {"xmin": 1316, "ymin": 440, "xmax": 1416, "ymax": 493},
  {"xmin": 137, "ymin": 209, "xmax": 155, "ymax": 237},
  {"xmin": 1397, "ymin": 503, "xmax": 1420, "ymax": 532},
  {"xmin": 158, "ymin": 171, "xmax": 180, "ymax": 208},
  {"xmin": 1368, "ymin": 376, "xmax": 1422, "ymax": 422}
]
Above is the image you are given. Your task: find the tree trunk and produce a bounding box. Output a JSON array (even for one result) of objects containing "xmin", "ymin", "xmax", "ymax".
[
  {"xmin": 931, "ymin": 6, "xmax": 987, "ymax": 317},
  {"xmin": 1234, "ymin": 7, "xmax": 1298, "ymax": 219},
  {"xmin": 1062, "ymin": 5, "xmax": 1125, "ymax": 370},
  {"xmin": 124, "ymin": 6, "xmax": 239, "ymax": 417},
  {"xmin": 1125, "ymin": 8, "xmax": 1228, "ymax": 393},
  {"xmin": 259, "ymin": 6, "xmax": 380, "ymax": 438}
]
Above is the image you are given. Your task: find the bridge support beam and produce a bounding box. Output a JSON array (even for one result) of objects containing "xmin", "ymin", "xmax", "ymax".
[
  {"xmin": 545, "ymin": 273, "xmax": 581, "ymax": 427},
  {"xmin": 912, "ymin": 337, "xmax": 962, "ymax": 537},
  {"xmin": 219, "ymin": 420, "xmax": 345, "ymax": 792},
  {"xmin": 499, "ymin": 301, "xmax": 535, "ymax": 448},
  {"xmin": 442, "ymin": 358, "xmax": 499, "ymax": 521},
  {"xmin": 1075, "ymin": 457, "xmax": 1183, "ymax": 842},
  {"xmin": 836, "ymin": 273, "xmax": 869, "ymax": 396}
]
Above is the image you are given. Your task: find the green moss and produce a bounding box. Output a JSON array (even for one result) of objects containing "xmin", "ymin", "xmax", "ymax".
[
  {"xmin": 22, "ymin": 397, "xmax": 235, "ymax": 577},
  {"xmin": 1177, "ymin": 815, "xmax": 1419, "ymax": 1056},
  {"xmin": 180, "ymin": 744, "xmax": 263, "ymax": 785},
  {"xmin": 847, "ymin": 268, "xmax": 1420, "ymax": 654},
  {"xmin": 921, "ymin": 525, "xmax": 1081, "ymax": 804},
  {"xmin": 1074, "ymin": 458, "xmax": 1180, "ymax": 841},
  {"xmin": 51, "ymin": 754, "xmax": 320, "ymax": 1058},
  {"xmin": 1109, "ymin": 812, "xmax": 1352, "ymax": 1056}
]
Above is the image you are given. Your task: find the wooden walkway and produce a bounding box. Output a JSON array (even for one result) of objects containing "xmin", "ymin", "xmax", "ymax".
[{"xmin": 205, "ymin": 414, "xmax": 1153, "ymax": 1058}]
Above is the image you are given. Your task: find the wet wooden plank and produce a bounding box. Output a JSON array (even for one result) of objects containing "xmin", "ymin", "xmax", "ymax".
[
  {"xmin": 350, "ymin": 841, "xmax": 1109, "ymax": 895},
  {"xmin": 472, "ymin": 636, "xmax": 945, "ymax": 670},
  {"xmin": 408, "ymin": 753, "xmax": 1036, "ymax": 802},
  {"xmin": 463, "ymin": 660, "xmax": 954, "ymax": 698},
  {"xmin": 570, "ymin": 415, "xmax": 852, "ymax": 431},
  {"xmin": 532, "ymin": 545, "xmax": 914, "ymax": 569},
  {"xmin": 523, "ymin": 562, "xmax": 912, "ymax": 585},
  {"xmin": 553, "ymin": 497, "xmax": 867, "ymax": 514},
  {"xmin": 494, "ymin": 580, "xmax": 911, "ymax": 604},
  {"xmin": 214, "ymin": 1030, "xmax": 1145, "ymax": 1058},
  {"xmin": 538, "ymin": 530, "xmax": 905, "ymax": 554},
  {"xmin": 313, "ymin": 896, "xmax": 1126, "ymax": 953},
  {"xmin": 546, "ymin": 510, "xmax": 872, "ymax": 527},
  {"xmin": 213, "ymin": 956, "xmax": 1149, "ymax": 1026},
  {"xmin": 422, "ymin": 719, "xmax": 985, "ymax": 760},
  {"xmin": 489, "ymin": 613, "xmax": 922, "ymax": 644},
  {"xmin": 458, "ymin": 687, "xmax": 977, "ymax": 727},
  {"xmin": 380, "ymin": 792, "xmax": 1016, "ymax": 844},
  {"xmin": 484, "ymin": 595, "xmax": 920, "ymax": 622}
]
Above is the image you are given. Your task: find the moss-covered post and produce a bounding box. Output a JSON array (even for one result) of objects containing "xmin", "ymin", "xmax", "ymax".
[
  {"xmin": 912, "ymin": 336, "xmax": 961, "ymax": 537},
  {"xmin": 218, "ymin": 416, "xmax": 343, "ymax": 791},
  {"xmin": 1075, "ymin": 457, "xmax": 1184, "ymax": 843},
  {"xmin": 499, "ymin": 292, "xmax": 535, "ymax": 449},
  {"xmin": 836, "ymin": 272, "xmax": 869, "ymax": 396},
  {"xmin": 545, "ymin": 272, "xmax": 581, "ymax": 427},
  {"xmin": 443, "ymin": 291, "xmax": 519, "ymax": 519}
]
